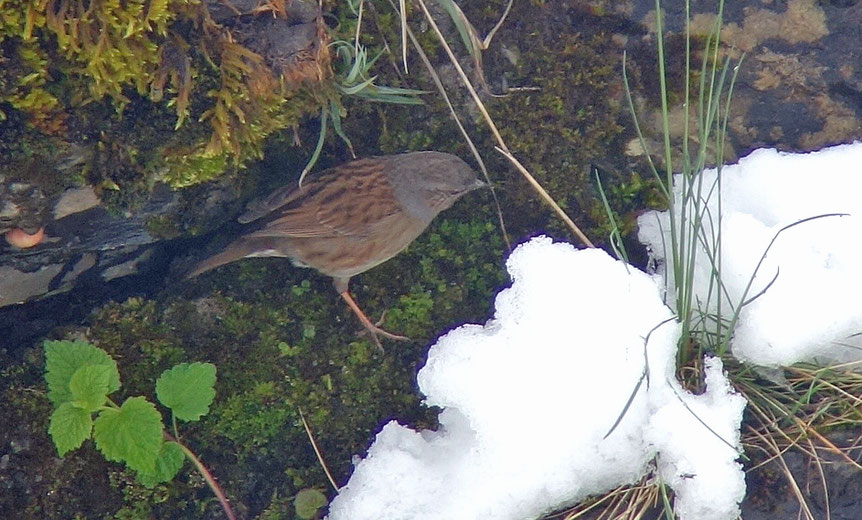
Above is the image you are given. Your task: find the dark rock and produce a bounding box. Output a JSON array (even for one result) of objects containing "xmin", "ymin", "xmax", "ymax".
[{"xmin": 0, "ymin": 177, "xmax": 244, "ymax": 312}]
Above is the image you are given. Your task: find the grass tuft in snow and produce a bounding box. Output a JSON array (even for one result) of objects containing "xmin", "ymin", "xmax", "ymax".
[
  {"xmin": 621, "ymin": 0, "xmax": 741, "ymax": 363},
  {"xmin": 614, "ymin": 0, "xmax": 862, "ymax": 518}
]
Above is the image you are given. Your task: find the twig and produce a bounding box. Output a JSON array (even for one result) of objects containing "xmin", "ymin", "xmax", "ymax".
[
  {"xmin": 299, "ymin": 408, "xmax": 339, "ymax": 490},
  {"xmin": 494, "ymin": 147, "xmax": 595, "ymax": 248}
]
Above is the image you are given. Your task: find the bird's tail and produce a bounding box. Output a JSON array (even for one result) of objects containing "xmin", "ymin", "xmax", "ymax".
[{"xmin": 186, "ymin": 242, "xmax": 256, "ymax": 279}]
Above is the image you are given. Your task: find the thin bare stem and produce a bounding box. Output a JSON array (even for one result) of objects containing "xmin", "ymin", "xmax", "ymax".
[
  {"xmin": 299, "ymin": 408, "xmax": 339, "ymax": 490},
  {"xmin": 396, "ymin": 8, "xmax": 511, "ymax": 249},
  {"xmin": 745, "ymin": 424, "xmax": 815, "ymax": 520},
  {"xmin": 495, "ymin": 147, "xmax": 594, "ymax": 247},
  {"xmin": 165, "ymin": 432, "xmax": 236, "ymax": 520},
  {"xmin": 412, "ymin": 0, "xmax": 590, "ymax": 246}
]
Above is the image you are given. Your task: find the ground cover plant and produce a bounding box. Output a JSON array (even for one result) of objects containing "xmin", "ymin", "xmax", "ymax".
[{"xmin": 43, "ymin": 339, "xmax": 235, "ymax": 519}]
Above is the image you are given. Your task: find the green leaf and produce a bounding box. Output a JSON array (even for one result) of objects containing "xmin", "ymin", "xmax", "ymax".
[
  {"xmin": 93, "ymin": 397, "xmax": 163, "ymax": 474},
  {"xmin": 294, "ymin": 488, "xmax": 328, "ymax": 519},
  {"xmin": 69, "ymin": 364, "xmax": 112, "ymax": 412},
  {"xmin": 138, "ymin": 441, "xmax": 185, "ymax": 487},
  {"xmin": 329, "ymin": 99, "xmax": 354, "ymax": 157},
  {"xmin": 339, "ymin": 75, "xmax": 377, "ymax": 95},
  {"xmin": 155, "ymin": 362, "xmax": 216, "ymax": 422},
  {"xmin": 49, "ymin": 402, "xmax": 93, "ymax": 456},
  {"xmin": 44, "ymin": 340, "xmax": 120, "ymax": 407},
  {"xmin": 437, "ymin": 0, "xmax": 482, "ymax": 60}
]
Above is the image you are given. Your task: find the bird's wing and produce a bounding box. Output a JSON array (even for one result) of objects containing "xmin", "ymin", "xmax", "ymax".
[
  {"xmin": 238, "ymin": 184, "xmax": 303, "ymax": 224},
  {"xmin": 244, "ymin": 158, "xmax": 404, "ymax": 238},
  {"xmin": 248, "ymin": 208, "xmax": 405, "ymax": 239}
]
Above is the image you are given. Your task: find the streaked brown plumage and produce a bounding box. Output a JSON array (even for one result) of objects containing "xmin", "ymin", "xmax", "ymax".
[{"xmin": 188, "ymin": 151, "xmax": 484, "ymax": 347}]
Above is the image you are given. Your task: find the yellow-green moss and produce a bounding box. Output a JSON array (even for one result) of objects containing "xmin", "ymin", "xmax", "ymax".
[
  {"xmin": 0, "ymin": 0, "xmax": 333, "ymax": 207},
  {"xmin": 489, "ymin": 27, "xmax": 624, "ymax": 223}
]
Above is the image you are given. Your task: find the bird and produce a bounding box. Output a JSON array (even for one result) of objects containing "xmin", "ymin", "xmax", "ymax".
[{"xmin": 187, "ymin": 151, "xmax": 485, "ymax": 348}]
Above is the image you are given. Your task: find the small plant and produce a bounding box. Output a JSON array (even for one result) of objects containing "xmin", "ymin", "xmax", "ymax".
[
  {"xmin": 44, "ymin": 339, "xmax": 236, "ymax": 520},
  {"xmin": 294, "ymin": 488, "xmax": 329, "ymax": 519},
  {"xmin": 298, "ymin": 38, "xmax": 428, "ymax": 184},
  {"xmin": 621, "ymin": 0, "xmax": 741, "ymax": 359}
]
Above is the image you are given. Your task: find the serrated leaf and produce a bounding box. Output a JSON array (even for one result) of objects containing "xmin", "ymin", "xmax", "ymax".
[
  {"xmin": 155, "ymin": 362, "xmax": 216, "ymax": 421},
  {"xmin": 44, "ymin": 340, "xmax": 120, "ymax": 406},
  {"xmin": 93, "ymin": 397, "xmax": 163, "ymax": 474},
  {"xmin": 69, "ymin": 364, "xmax": 112, "ymax": 412},
  {"xmin": 295, "ymin": 488, "xmax": 328, "ymax": 519},
  {"xmin": 49, "ymin": 402, "xmax": 93, "ymax": 456},
  {"xmin": 138, "ymin": 441, "xmax": 185, "ymax": 487}
]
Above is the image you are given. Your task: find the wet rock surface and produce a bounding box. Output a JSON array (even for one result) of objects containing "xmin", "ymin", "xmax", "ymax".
[
  {"xmin": 0, "ymin": 178, "xmax": 244, "ymax": 316},
  {"xmin": 629, "ymin": 0, "xmax": 862, "ymax": 154}
]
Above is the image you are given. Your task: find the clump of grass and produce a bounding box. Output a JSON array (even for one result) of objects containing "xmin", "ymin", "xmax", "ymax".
[
  {"xmin": 737, "ymin": 360, "xmax": 862, "ymax": 517},
  {"xmin": 598, "ymin": 0, "xmax": 862, "ymax": 517},
  {"xmin": 621, "ymin": 0, "xmax": 740, "ymax": 363}
]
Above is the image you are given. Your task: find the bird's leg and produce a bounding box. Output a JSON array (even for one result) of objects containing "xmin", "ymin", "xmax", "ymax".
[{"xmin": 339, "ymin": 291, "xmax": 411, "ymax": 350}]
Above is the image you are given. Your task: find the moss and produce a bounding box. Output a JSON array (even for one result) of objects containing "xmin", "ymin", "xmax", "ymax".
[
  {"xmin": 0, "ymin": 3, "xmax": 57, "ymax": 127},
  {"xmin": 210, "ymin": 381, "xmax": 297, "ymax": 456},
  {"xmin": 0, "ymin": 187, "xmax": 503, "ymax": 517},
  {"xmin": 587, "ymin": 169, "xmax": 665, "ymax": 251},
  {"xmin": 375, "ymin": 217, "xmax": 508, "ymax": 338},
  {"xmin": 109, "ymin": 469, "xmax": 181, "ymax": 520},
  {"xmin": 488, "ymin": 22, "xmax": 625, "ymax": 234},
  {"xmin": 0, "ymin": 0, "xmax": 333, "ymax": 213},
  {"xmin": 159, "ymin": 150, "xmax": 231, "ymax": 189},
  {"xmin": 87, "ymin": 298, "xmax": 188, "ymax": 393},
  {"xmin": 144, "ymin": 214, "xmax": 183, "ymax": 239}
]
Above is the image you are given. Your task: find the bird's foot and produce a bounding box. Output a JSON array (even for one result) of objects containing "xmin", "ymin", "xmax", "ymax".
[
  {"xmin": 360, "ymin": 320, "xmax": 411, "ymax": 352},
  {"xmin": 340, "ymin": 292, "xmax": 411, "ymax": 352}
]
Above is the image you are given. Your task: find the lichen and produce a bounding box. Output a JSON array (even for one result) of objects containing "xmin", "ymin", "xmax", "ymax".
[{"xmin": 718, "ymin": 0, "xmax": 828, "ymax": 53}]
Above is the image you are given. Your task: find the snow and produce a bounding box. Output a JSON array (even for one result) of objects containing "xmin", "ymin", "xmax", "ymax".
[
  {"xmin": 328, "ymin": 241, "xmax": 744, "ymax": 520},
  {"xmin": 326, "ymin": 142, "xmax": 862, "ymax": 520},
  {"xmin": 638, "ymin": 143, "xmax": 862, "ymax": 366}
]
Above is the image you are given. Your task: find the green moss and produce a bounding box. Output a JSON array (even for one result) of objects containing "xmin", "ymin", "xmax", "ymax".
[
  {"xmin": 109, "ymin": 469, "xmax": 177, "ymax": 520},
  {"xmin": 210, "ymin": 381, "xmax": 298, "ymax": 457},
  {"xmin": 0, "ymin": 0, "xmax": 332, "ymax": 213},
  {"xmin": 489, "ymin": 28, "xmax": 624, "ymax": 227},
  {"xmin": 377, "ymin": 217, "xmax": 508, "ymax": 338},
  {"xmin": 144, "ymin": 214, "xmax": 183, "ymax": 239},
  {"xmin": 87, "ymin": 298, "xmax": 188, "ymax": 392},
  {"xmin": 160, "ymin": 152, "xmax": 231, "ymax": 189}
]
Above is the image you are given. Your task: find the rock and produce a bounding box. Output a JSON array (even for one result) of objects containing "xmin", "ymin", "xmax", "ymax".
[
  {"xmin": 0, "ymin": 178, "xmax": 243, "ymax": 311},
  {"xmin": 0, "ymin": 264, "xmax": 64, "ymax": 307},
  {"xmin": 52, "ymin": 187, "xmax": 101, "ymax": 220}
]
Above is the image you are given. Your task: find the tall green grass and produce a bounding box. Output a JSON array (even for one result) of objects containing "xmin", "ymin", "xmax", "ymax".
[
  {"xmin": 622, "ymin": 0, "xmax": 742, "ymax": 361},
  {"xmin": 616, "ymin": 4, "xmax": 861, "ymax": 518}
]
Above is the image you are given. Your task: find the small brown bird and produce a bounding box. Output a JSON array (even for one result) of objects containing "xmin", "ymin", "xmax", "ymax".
[{"xmin": 188, "ymin": 151, "xmax": 484, "ymax": 347}]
